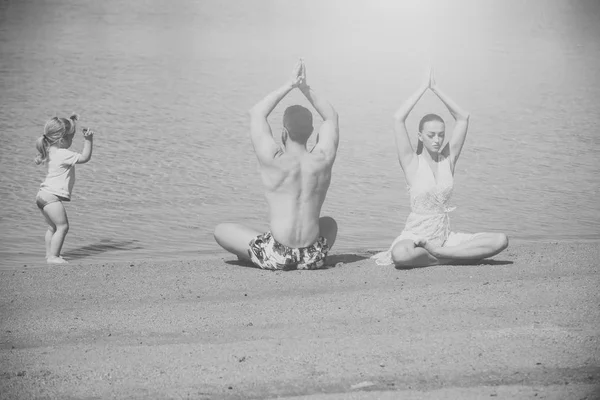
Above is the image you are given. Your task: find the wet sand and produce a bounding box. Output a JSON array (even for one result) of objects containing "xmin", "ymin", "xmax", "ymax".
[{"xmin": 1, "ymin": 241, "xmax": 599, "ymax": 399}]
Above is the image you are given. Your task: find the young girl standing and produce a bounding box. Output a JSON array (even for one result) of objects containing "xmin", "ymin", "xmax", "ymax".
[{"xmin": 35, "ymin": 114, "xmax": 95, "ymax": 264}]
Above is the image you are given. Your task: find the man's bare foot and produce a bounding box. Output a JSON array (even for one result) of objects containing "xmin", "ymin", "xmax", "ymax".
[{"xmin": 47, "ymin": 256, "xmax": 68, "ymax": 264}]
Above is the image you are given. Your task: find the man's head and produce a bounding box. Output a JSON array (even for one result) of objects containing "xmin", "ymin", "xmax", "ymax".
[{"xmin": 282, "ymin": 105, "xmax": 313, "ymax": 145}]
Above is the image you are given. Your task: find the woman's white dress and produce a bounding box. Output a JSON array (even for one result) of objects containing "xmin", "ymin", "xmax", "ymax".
[{"xmin": 372, "ymin": 154, "xmax": 476, "ymax": 265}]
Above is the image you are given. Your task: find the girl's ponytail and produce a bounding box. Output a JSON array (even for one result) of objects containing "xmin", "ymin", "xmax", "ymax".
[{"xmin": 35, "ymin": 135, "xmax": 49, "ymax": 165}]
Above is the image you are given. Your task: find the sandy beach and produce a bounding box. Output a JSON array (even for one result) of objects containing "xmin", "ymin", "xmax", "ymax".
[{"xmin": 1, "ymin": 241, "xmax": 599, "ymax": 400}]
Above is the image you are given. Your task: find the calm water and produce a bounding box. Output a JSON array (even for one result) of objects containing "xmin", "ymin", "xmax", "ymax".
[{"xmin": 1, "ymin": 0, "xmax": 599, "ymax": 268}]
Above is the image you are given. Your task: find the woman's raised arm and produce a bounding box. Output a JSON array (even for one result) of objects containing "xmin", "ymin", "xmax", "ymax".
[
  {"xmin": 429, "ymin": 69, "xmax": 470, "ymax": 168},
  {"xmin": 393, "ymin": 78, "xmax": 428, "ymax": 172}
]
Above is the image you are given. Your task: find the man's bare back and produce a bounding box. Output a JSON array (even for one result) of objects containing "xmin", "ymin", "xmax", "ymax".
[
  {"xmin": 263, "ymin": 150, "xmax": 333, "ymax": 248},
  {"xmin": 214, "ymin": 60, "xmax": 339, "ymax": 270}
]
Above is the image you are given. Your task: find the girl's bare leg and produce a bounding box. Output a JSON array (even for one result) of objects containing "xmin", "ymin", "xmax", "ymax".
[
  {"xmin": 422, "ymin": 233, "xmax": 509, "ymax": 261},
  {"xmin": 41, "ymin": 202, "xmax": 70, "ymax": 264},
  {"xmin": 41, "ymin": 210, "xmax": 56, "ymax": 259}
]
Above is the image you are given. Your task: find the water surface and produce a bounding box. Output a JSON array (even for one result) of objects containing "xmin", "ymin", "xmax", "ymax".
[{"xmin": 1, "ymin": 0, "xmax": 599, "ymax": 267}]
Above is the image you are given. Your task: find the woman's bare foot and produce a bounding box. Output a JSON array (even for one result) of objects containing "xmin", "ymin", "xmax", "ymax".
[
  {"xmin": 414, "ymin": 237, "xmax": 428, "ymax": 248},
  {"xmin": 47, "ymin": 256, "xmax": 68, "ymax": 264},
  {"xmin": 414, "ymin": 237, "xmax": 439, "ymax": 255}
]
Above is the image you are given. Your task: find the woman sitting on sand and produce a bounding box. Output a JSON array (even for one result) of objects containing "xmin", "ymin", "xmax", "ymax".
[{"xmin": 372, "ymin": 69, "xmax": 508, "ymax": 268}]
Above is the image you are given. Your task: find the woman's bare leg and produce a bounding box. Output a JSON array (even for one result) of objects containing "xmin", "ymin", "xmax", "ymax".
[
  {"xmin": 391, "ymin": 240, "xmax": 453, "ymax": 269},
  {"xmin": 422, "ymin": 233, "xmax": 509, "ymax": 261},
  {"xmin": 392, "ymin": 233, "xmax": 508, "ymax": 268},
  {"xmin": 41, "ymin": 202, "xmax": 69, "ymax": 264}
]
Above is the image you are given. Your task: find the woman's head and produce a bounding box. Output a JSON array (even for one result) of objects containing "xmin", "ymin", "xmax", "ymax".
[
  {"xmin": 417, "ymin": 113, "xmax": 445, "ymax": 155},
  {"xmin": 35, "ymin": 114, "xmax": 78, "ymax": 164}
]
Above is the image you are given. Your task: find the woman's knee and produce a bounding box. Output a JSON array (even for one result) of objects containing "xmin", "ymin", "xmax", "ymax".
[{"xmin": 391, "ymin": 244, "xmax": 415, "ymax": 267}]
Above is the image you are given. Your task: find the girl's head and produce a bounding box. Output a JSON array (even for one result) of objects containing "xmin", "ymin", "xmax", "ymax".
[
  {"xmin": 417, "ymin": 113, "xmax": 445, "ymax": 155},
  {"xmin": 35, "ymin": 114, "xmax": 78, "ymax": 165}
]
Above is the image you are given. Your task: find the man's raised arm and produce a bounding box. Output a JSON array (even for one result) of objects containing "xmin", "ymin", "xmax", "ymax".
[
  {"xmin": 299, "ymin": 63, "xmax": 339, "ymax": 160},
  {"xmin": 249, "ymin": 61, "xmax": 303, "ymax": 164}
]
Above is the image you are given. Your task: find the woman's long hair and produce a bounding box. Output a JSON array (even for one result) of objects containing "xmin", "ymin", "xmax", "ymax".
[{"xmin": 35, "ymin": 114, "xmax": 78, "ymax": 165}]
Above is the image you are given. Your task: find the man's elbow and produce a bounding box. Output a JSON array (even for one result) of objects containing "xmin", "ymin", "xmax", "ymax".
[
  {"xmin": 458, "ymin": 113, "xmax": 470, "ymax": 122},
  {"xmin": 248, "ymin": 105, "xmax": 266, "ymax": 119},
  {"xmin": 326, "ymin": 109, "xmax": 339, "ymax": 123}
]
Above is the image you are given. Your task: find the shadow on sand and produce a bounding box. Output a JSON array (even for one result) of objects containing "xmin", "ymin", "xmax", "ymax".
[
  {"xmin": 224, "ymin": 253, "xmax": 371, "ymax": 270},
  {"xmin": 62, "ymin": 239, "xmax": 143, "ymax": 260},
  {"xmin": 397, "ymin": 258, "xmax": 514, "ymax": 270},
  {"xmin": 471, "ymin": 259, "xmax": 514, "ymax": 266}
]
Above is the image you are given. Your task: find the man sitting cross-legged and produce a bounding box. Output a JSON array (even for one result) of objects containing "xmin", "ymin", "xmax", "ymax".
[{"xmin": 214, "ymin": 60, "xmax": 339, "ymax": 270}]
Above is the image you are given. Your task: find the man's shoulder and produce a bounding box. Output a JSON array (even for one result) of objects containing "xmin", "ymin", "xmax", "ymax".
[
  {"xmin": 261, "ymin": 153, "xmax": 332, "ymax": 178},
  {"xmin": 262, "ymin": 150, "xmax": 334, "ymax": 172},
  {"xmin": 309, "ymin": 143, "xmax": 337, "ymax": 163}
]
